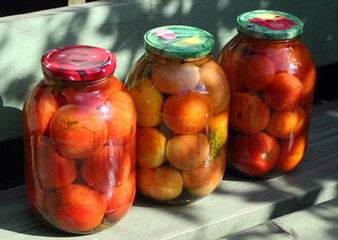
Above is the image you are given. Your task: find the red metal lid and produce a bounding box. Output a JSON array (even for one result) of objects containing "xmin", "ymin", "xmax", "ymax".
[{"xmin": 41, "ymin": 45, "xmax": 116, "ymax": 81}]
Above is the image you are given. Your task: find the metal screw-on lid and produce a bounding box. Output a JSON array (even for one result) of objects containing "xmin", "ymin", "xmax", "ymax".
[
  {"xmin": 41, "ymin": 45, "xmax": 116, "ymax": 81},
  {"xmin": 144, "ymin": 25, "xmax": 215, "ymax": 58},
  {"xmin": 237, "ymin": 10, "xmax": 304, "ymax": 40}
]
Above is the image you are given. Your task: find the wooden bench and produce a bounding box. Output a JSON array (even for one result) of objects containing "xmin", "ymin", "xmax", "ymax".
[
  {"xmin": 223, "ymin": 197, "xmax": 338, "ymax": 240},
  {"xmin": 1, "ymin": 99, "xmax": 337, "ymax": 239}
]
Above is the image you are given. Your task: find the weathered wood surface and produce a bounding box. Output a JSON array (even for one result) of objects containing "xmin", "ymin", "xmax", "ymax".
[
  {"xmin": 0, "ymin": 100, "xmax": 337, "ymax": 239},
  {"xmin": 0, "ymin": 0, "xmax": 338, "ymax": 141},
  {"xmin": 222, "ymin": 197, "xmax": 338, "ymax": 240}
]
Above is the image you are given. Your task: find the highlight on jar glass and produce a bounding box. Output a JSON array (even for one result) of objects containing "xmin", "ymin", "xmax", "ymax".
[
  {"xmin": 126, "ymin": 25, "xmax": 230, "ymax": 205},
  {"xmin": 218, "ymin": 10, "xmax": 316, "ymax": 178},
  {"xmin": 22, "ymin": 45, "xmax": 137, "ymax": 234}
]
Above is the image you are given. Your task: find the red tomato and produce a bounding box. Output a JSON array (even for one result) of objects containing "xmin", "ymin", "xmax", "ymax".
[
  {"xmin": 229, "ymin": 132, "xmax": 280, "ymax": 176},
  {"xmin": 46, "ymin": 184, "xmax": 107, "ymax": 233},
  {"xmin": 238, "ymin": 54, "xmax": 275, "ymax": 91},
  {"xmin": 263, "ymin": 72, "xmax": 303, "ymax": 110},
  {"xmin": 49, "ymin": 104, "xmax": 108, "ymax": 158},
  {"xmin": 23, "ymin": 84, "xmax": 60, "ymax": 136},
  {"xmin": 81, "ymin": 144, "xmax": 131, "ymax": 192},
  {"xmin": 105, "ymin": 170, "xmax": 136, "ymax": 221},
  {"xmin": 276, "ymin": 133, "xmax": 307, "ymax": 172},
  {"xmin": 98, "ymin": 91, "xmax": 136, "ymax": 142},
  {"xmin": 34, "ymin": 140, "xmax": 77, "ymax": 189}
]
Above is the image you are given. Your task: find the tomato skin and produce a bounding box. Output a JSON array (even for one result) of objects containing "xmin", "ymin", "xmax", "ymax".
[
  {"xmin": 81, "ymin": 144, "xmax": 131, "ymax": 192},
  {"xmin": 276, "ymin": 133, "xmax": 307, "ymax": 172},
  {"xmin": 182, "ymin": 148, "xmax": 226, "ymax": 197},
  {"xmin": 136, "ymin": 166, "xmax": 183, "ymax": 201},
  {"xmin": 229, "ymin": 132, "xmax": 280, "ymax": 177},
  {"xmin": 105, "ymin": 170, "xmax": 136, "ymax": 221},
  {"xmin": 129, "ymin": 77, "xmax": 164, "ymax": 128},
  {"xmin": 199, "ymin": 59, "xmax": 230, "ymax": 113},
  {"xmin": 23, "ymin": 83, "xmax": 61, "ymax": 137},
  {"xmin": 166, "ymin": 133, "xmax": 210, "ymax": 171},
  {"xmin": 229, "ymin": 92, "xmax": 270, "ymax": 134},
  {"xmin": 266, "ymin": 106, "xmax": 306, "ymax": 139},
  {"xmin": 162, "ymin": 91, "xmax": 213, "ymax": 135},
  {"xmin": 238, "ymin": 54, "xmax": 275, "ymax": 91},
  {"xmin": 46, "ymin": 184, "xmax": 107, "ymax": 233},
  {"xmin": 262, "ymin": 72, "xmax": 303, "ymax": 111},
  {"xmin": 136, "ymin": 127, "xmax": 166, "ymax": 168},
  {"xmin": 49, "ymin": 104, "xmax": 108, "ymax": 159},
  {"xmin": 151, "ymin": 62, "xmax": 200, "ymax": 94},
  {"xmin": 34, "ymin": 140, "xmax": 77, "ymax": 189},
  {"xmin": 98, "ymin": 91, "xmax": 136, "ymax": 141}
]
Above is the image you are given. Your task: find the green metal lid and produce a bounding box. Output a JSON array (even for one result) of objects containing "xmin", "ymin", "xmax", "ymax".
[
  {"xmin": 144, "ymin": 25, "xmax": 215, "ymax": 58},
  {"xmin": 237, "ymin": 10, "xmax": 304, "ymax": 40}
]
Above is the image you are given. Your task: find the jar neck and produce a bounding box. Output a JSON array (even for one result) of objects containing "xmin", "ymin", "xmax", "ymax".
[
  {"xmin": 146, "ymin": 51, "xmax": 213, "ymax": 64},
  {"xmin": 238, "ymin": 32, "xmax": 301, "ymax": 44},
  {"xmin": 43, "ymin": 73, "xmax": 112, "ymax": 87}
]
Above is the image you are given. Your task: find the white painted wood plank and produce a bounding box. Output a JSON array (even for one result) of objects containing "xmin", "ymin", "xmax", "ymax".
[
  {"xmin": 0, "ymin": 100, "xmax": 337, "ymax": 239},
  {"xmin": 222, "ymin": 198, "xmax": 338, "ymax": 240}
]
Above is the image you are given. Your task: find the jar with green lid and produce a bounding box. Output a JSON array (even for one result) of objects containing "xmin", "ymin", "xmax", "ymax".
[
  {"xmin": 218, "ymin": 10, "xmax": 316, "ymax": 178},
  {"xmin": 126, "ymin": 25, "xmax": 230, "ymax": 204},
  {"xmin": 22, "ymin": 45, "xmax": 136, "ymax": 234}
]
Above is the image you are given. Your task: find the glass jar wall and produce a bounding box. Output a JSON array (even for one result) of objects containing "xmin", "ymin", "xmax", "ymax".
[
  {"xmin": 22, "ymin": 45, "xmax": 136, "ymax": 234},
  {"xmin": 126, "ymin": 26, "xmax": 230, "ymax": 205},
  {"xmin": 218, "ymin": 10, "xmax": 316, "ymax": 178}
]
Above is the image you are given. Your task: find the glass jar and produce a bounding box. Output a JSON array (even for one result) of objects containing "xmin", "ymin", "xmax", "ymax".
[
  {"xmin": 22, "ymin": 45, "xmax": 136, "ymax": 234},
  {"xmin": 126, "ymin": 26, "xmax": 230, "ymax": 205},
  {"xmin": 218, "ymin": 10, "xmax": 316, "ymax": 178}
]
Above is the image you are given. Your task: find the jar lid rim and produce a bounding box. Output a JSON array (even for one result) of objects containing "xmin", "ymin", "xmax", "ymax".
[
  {"xmin": 41, "ymin": 45, "xmax": 116, "ymax": 81},
  {"xmin": 144, "ymin": 25, "xmax": 215, "ymax": 58},
  {"xmin": 237, "ymin": 10, "xmax": 304, "ymax": 40}
]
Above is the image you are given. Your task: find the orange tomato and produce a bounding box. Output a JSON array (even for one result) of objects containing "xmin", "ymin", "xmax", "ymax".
[
  {"xmin": 266, "ymin": 106, "xmax": 306, "ymax": 139},
  {"xmin": 151, "ymin": 62, "xmax": 200, "ymax": 94},
  {"xmin": 106, "ymin": 75, "xmax": 128, "ymax": 96},
  {"xmin": 229, "ymin": 92, "xmax": 270, "ymax": 134},
  {"xmin": 81, "ymin": 144, "xmax": 130, "ymax": 192},
  {"xmin": 166, "ymin": 133, "xmax": 210, "ymax": 170},
  {"xmin": 128, "ymin": 77, "xmax": 163, "ymax": 127},
  {"xmin": 162, "ymin": 91, "xmax": 213, "ymax": 134},
  {"xmin": 34, "ymin": 140, "xmax": 77, "ymax": 189},
  {"xmin": 106, "ymin": 171, "xmax": 136, "ymax": 221},
  {"xmin": 49, "ymin": 104, "xmax": 108, "ymax": 158},
  {"xmin": 23, "ymin": 84, "xmax": 60, "ymax": 136},
  {"xmin": 98, "ymin": 91, "xmax": 136, "ymax": 141},
  {"xmin": 136, "ymin": 166, "xmax": 183, "ymax": 201},
  {"xmin": 276, "ymin": 133, "xmax": 307, "ymax": 172},
  {"xmin": 136, "ymin": 127, "xmax": 166, "ymax": 168},
  {"xmin": 238, "ymin": 54, "xmax": 275, "ymax": 91},
  {"xmin": 229, "ymin": 132, "xmax": 280, "ymax": 176},
  {"xmin": 46, "ymin": 184, "xmax": 107, "ymax": 233},
  {"xmin": 263, "ymin": 72, "xmax": 303, "ymax": 111},
  {"xmin": 298, "ymin": 66, "xmax": 316, "ymax": 106},
  {"xmin": 199, "ymin": 60, "xmax": 230, "ymax": 113},
  {"xmin": 182, "ymin": 148, "xmax": 226, "ymax": 197},
  {"xmin": 208, "ymin": 109, "xmax": 229, "ymax": 142},
  {"xmin": 218, "ymin": 36, "xmax": 247, "ymax": 93}
]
